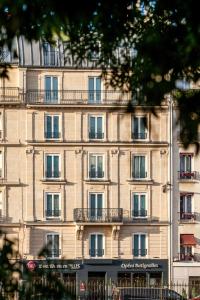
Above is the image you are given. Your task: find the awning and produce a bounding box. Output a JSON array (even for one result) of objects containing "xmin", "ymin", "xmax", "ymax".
[{"xmin": 180, "ymin": 234, "xmax": 196, "ymax": 246}]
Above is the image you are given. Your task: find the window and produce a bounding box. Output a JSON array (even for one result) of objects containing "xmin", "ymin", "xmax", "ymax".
[
  {"xmin": 132, "ymin": 193, "xmax": 147, "ymax": 218},
  {"xmin": 89, "ymin": 116, "xmax": 104, "ymax": 139},
  {"xmin": 89, "ymin": 193, "xmax": 103, "ymax": 220},
  {"xmin": 45, "ymin": 154, "xmax": 60, "ymax": 179},
  {"xmin": 179, "ymin": 153, "xmax": 194, "ymax": 179},
  {"xmin": 46, "ymin": 233, "xmax": 60, "ymax": 258},
  {"xmin": 0, "ymin": 151, "xmax": 2, "ymax": 178},
  {"xmin": 133, "ymin": 234, "xmax": 147, "ymax": 257},
  {"xmin": 45, "ymin": 76, "xmax": 58, "ymax": 103},
  {"xmin": 132, "ymin": 116, "xmax": 147, "ymax": 139},
  {"xmin": 45, "ymin": 115, "xmax": 60, "ymax": 139},
  {"xmin": 88, "ymin": 77, "xmax": 101, "ymax": 103},
  {"xmin": 89, "ymin": 234, "xmax": 104, "ymax": 257},
  {"xmin": 89, "ymin": 154, "xmax": 104, "ymax": 179},
  {"xmin": 180, "ymin": 194, "xmax": 193, "ymax": 220},
  {"xmin": 180, "ymin": 245, "xmax": 193, "ymax": 261},
  {"xmin": 43, "ymin": 42, "xmax": 58, "ymax": 66},
  {"xmin": 132, "ymin": 155, "xmax": 147, "ymax": 179},
  {"xmin": 45, "ymin": 193, "xmax": 61, "ymax": 218}
]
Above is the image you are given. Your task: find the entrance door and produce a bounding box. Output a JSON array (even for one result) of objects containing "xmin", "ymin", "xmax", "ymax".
[{"xmin": 87, "ymin": 272, "xmax": 106, "ymax": 300}]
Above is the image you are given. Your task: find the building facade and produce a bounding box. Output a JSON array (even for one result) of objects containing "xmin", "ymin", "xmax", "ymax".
[{"xmin": 0, "ymin": 39, "xmax": 171, "ymax": 290}]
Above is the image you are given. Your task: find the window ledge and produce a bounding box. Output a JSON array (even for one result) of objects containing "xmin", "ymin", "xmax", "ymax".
[
  {"xmin": 85, "ymin": 178, "xmax": 111, "ymax": 185},
  {"xmin": 41, "ymin": 178, "xmax": 67, "ymax": 184},
  {"xmin": 127, "ymin": 179, "xmax": 154, "ymax": 185}
]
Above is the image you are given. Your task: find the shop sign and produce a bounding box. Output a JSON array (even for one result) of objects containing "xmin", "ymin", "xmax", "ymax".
[
  {"xmin": 26, "ymin": 261, "xmax": 82, "ymax": 271},
  {"xmin": 121, "ymin": 263, "xmax": 160, "ymax": 270}
]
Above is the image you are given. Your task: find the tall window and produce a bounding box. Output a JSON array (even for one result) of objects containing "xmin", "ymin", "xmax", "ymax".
[
  {"xmin": 45, "ymin": 193, "xmax": 60, "ymax": 218},
  {"xmin": 132, "ymin": 155, "xmax": 146, "ymax": 179},
  {"xmin": 46, "ymin": 233, "xmax": 60, "ymax": 258},
  {"xmin": 43, "ymin": 42, "xmax": 58, "ymax": 66},
  {"xmin": 89, "ymin": 193, "xmax": 103, "ymax": 220},
  {"xmin": 89, "ymin": 234, "xmax": 104, "ymax": 257},
  {"xmin": 132, "ymin": 194, "xmax": 147, "ymax": 218},
  {"xmin": 89, "ymin": 116, "xmax": 104, "ymax": 139},
  {"xmin": 180, "ymin": 154, "xmax": 193, "ymax": 179},
  {"xmin": 45, "ymin": 76, "xmax": 58, "ymax": 103},
  {"xmin": 133, "ymin": 234, "xmax": 147, "ymax": 257},
  {"xmin": 132, "ymin": 116, "xmax": 147, "ymax": 139},
  {"xmin": 45, "ymin": 115, "xmax": 60, "ymax": 139},
  {"xmin": 89, "ymin": 154, "xmax": 104, "ymax": 179},
  {"xmin": 180, "ymin": 194, "xmax": 192, "ymax": 220},
  {"xmin": 45, "ymin": 154, "xmax": 60, "ymax": 179},
  {"xmin": 88, "ymin": 77, "xmax": 101, "ymax": 103},
  {"xmin": 0, "ymin": 151, "xmax": 2, "ymax": 178}
]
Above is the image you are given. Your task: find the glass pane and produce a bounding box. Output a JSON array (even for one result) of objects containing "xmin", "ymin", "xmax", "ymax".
[
  {"xmin": 90, "ymin": 117, "xmax": 96, "ymax": 138},
  {"xmin": 133, "ymin": 194, "xmax": 139, "ymax": 216},
  {"xmin": 90, "ymin": 235, "xmax": 96, "ymax": 256},
  {"xmin": 134, "ymin": 156, "xmax": 139, "ymax": 178},
  {"xmin": 53, "ymin": 77, "xmax": 58, "ymax": 101},
  {"xmin": 97, "ymin": 234, "xmax": 103, "ymax": 255},
  {"xmin": 134, "ymin": 235, "xmax": 139, "ymax": 256},
  {"xmin": 133, "ymin": 118, "xmax": 138, "ymax": 136},
  {"xmin": 53, "ymin": 116, "xmax": 59, "ymax": 138},
  {"xmin": 97, "ymin": 117, "xmax": 102, "ymax": 137},
  {"xmin": 45, "ymin": 77, "xmax": 51, "ymax": 102},
  {"xmin": 140, "ymin": 117, "xmax": 146, "ymax": 137},
  {"xmin": 141, "ymin": 235, "xmax": 146, "ymax": 256},
  {"xmin": 47, "ymin": 235, "xmax": 52, "ymax": 244},
  {"xmin": 54, "ymin": 235, "xmax": 59, "ymax": 251},
  {"xmin": 187, "ymin": 196, "xmax": 192, "ymax": 212},
  {"xmin": 46, "ymin": 116, "xmax": 52, "ymax": 138},
  {"xmin": 89, "ymin": 155, "xmax": 96, "ymax": 177},
  {"xmin": 180, "ymin": 156, "xmax": 185, "ymax": 172},
  {"xmin": 186, "ymin": 156, "xmax": 191, "ymax": 172},
  {"xmin": 97, "ymin": 194, "xmax": 103, "ymax": 217},
  {"xmin": 96, "ymin": 78, "xmax": 101, "ymax": 102},
  {"xmin": 90, "ymin": 194, "xmax": 96, "ymax": 217},
  {"xmin": 53, "ymin": 156, "xmax": 59, "ymax": 177},
  {"xmin": 47, "ymin": 194, "xmax": 52, "ymax": 213},
  {"xmin": 46, "ymin": 156, "xmax": 52, "ymax": 177},
  {"xmin": 54, "ymin": 194, "xmax": 59, "ymax": 210},
  {"xmin": 140, "ymin": 156, "xmax": 145, "ymax": 178},
  {"xmin": 140, "ymin": 195, "xmax": 146, "ymax": 215},
  {"xmin": 97, "ymin": 156, "xmax": 103, "ymax": 177},
  {"xmin": 88, "ymin": 78, "xmax": 94, "ymax": 103},
  {"xmin": 180, "ymin": 196, "xmax": 184, "ymax": 213}
]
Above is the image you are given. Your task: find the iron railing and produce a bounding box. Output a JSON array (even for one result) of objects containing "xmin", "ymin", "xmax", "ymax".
[
  {"xmin": 45, "ymin": 210, "xmax": 61, "ymax": 218},
  {"xmin": 132, "ymin": 132, "xmax": 147, "ymax": 139},
  {"xmin": 89, "ymin": 170, "xmax": 104, "ymax": 179},
  {"xmin": 89, "ymin": 132, "xmax": 104, "ymax": 139},
  {"xmin": 132, "ymin": 210, "xmax": 147, "ymax": 218},
  {"xmin": 89, "ymin": 248, "xmax": 104, "ymax": 257},
  {"xmin": 26, "ymin": 90, "xmax": 131, "ymax": 105},
  {"xmin": 178, "ymin": 171, "xmax": 200, "ymax": 180},
  {"xmin": 74, "ymin": 208, "xmax": 123, "ymax": 223},
  {"xmin": 45, "ymin": 171, "xmax": 61, "ymax": 179},
  {"xmin": 175, "ymin": 253, "xmax": 200, "ymax": 262},
  {"xmin": 0, "ymin": 87, "xmax": 23, "ymax": 103},
  {"xmin": 132, "ymin": 249, "xmax": 147, "ymax": 257},
  {"xmin": 179, "ymin": 212, "xmax": 196, "ymax": 221}
]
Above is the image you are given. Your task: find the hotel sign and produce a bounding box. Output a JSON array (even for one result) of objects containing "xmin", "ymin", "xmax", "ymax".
[
  {"xmin": 26, "ymin": 260, "xmax": 82, "ymax": 271},
  {"xmin": 121, "ymin": 263, "xmax": 160, "ymax": 270}
]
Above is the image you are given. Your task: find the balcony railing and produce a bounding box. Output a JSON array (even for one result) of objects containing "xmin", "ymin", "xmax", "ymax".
[
  {"xmin": 132, "ymin": 249, "xmax": 147, "ymax": 257},
  {"xmin": 44, "ymin": 132, "xmax": 61, "ymax": 139},
  {"xmin": 89, "ymin": 249, "xmax": 104, "ymax": 257},
  {"xmin": 175, "ymin": 253, "xmax": 200, "ymax": 262},
  {"xmin": 45, "ymin": 210, "xmax": 61, "ymax": 218},
  {"xmin": 89, "ymin": 170, "xmax": 104, "ymax": 179},
  {"xmin": 132, "ymin": 171, "xmax": 147, "ymax": 179},
  {"xmin": 45, "ymin": 171, "xmax": 61, "ymax": 179},
  {"xmin": 178, "ymin": 171, "xmax": 200, "ymax": 180},
  {"xmin": 132, "ymin": 132, "xmax": 147, "ymax": 140},
  {"xmin": 0, "ymin": 88, "xmax": 23, "ymax": 103},
  {"xmin": 180, "ymin": 212, "xmax": 196, "ymax": 221},
  {"xmin": 47, "ymin": 248, "xmax": 61, "ymax": 258},
  {"xmin": 26, "ymin": 90, "xmax": 131, "ymax": 105},
  {"xmin": 74, "ymin": 208, "xmax": 123, "ymax": 223},
  {"xmin": 89, "ymin": 132, "xmax": 104, "ymax": 139},
  {"xmin": 132, "ymin": 210, "xmax": 147, "ymax": 218}
]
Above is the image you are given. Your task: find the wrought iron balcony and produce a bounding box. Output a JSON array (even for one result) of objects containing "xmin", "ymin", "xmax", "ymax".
[
  {"xmin": 0, "ymin": 87, "xmax": 23, "ymax": 103},
  {"xmin": 132, "ymin": 210, "xmax": 147, "ymax": 218},
  {"xmin": 26, "ymin": 90, "xmax": 131, "ymax": 105},
  {"xmin": 44, "ymin": 131, "xmax": 61, "ymax": 139},
  {"xmin": 89, "ymin": 170, "xmax": 104, "ymax": 179},
  {"xmin": 178, "ymin": 171, "xmax": 200, "ymax": 180},
  {"xmin": 45, "ymin": 210, "xmax": 61, "ymax": 218},
  {"xmin": 45, "ymin": 171, "xmax": 61, "ymax": 179},
  {"xmin": 47, "ymin": 248, "xmax": 61, "ymax": 258},
  {"xmin": 89, "ymin": 132, "xmax": 104, "ymax": 139},
  {"xmin": 89, "ymin": 249, "xmax": 104, "ymax": 257},
  {"xmin": 74, "ymin": 208, "xmax": 123, "ymax": 223},
  {"xmin": 131, "ymin": 132, "xmax": 147, "ymax": 140},
  {"xmin": 180, "ymin": 212, "xmax": 196, "ymax": 221},
  {"xmin": 132, "ymin": 249, "xmax": 147, "ymax": 257}
]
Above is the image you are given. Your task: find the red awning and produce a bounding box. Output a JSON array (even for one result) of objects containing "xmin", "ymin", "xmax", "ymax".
[{"xmin": 180, "ymin": 234, "xmax": 196, "ymax": 246}]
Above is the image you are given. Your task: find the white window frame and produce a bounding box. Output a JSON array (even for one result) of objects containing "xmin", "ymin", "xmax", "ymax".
[
  {"xmin": 88, "ymin": 115, "xmax": 104, "ymax": 140},
  {"xmin": 44, "ymin": 114, "xmax": 61, "ymax": 140},
  {"xmin": 44, "ymin": 75, "xmax": 59, "ymax": 103},
  {"xmin": 132, "ymin": 233, "xmax": 148, "ymax": 258},
  {"xmin": 89, "ymin": 233, "xmax": 105, "ymax": 258},
  {"xmin": 43, "ymin": 42, "xmax": 58, "ymax": 66},
  {"xmin": 46, "ymin": 233, "xmax": 61, "ymax": 259},
  {"xmin": 132, "ymin": 193, "xmax": 147, "ymax": 218},
  {"xmin": 132, "ymin": 154, "xmax": 147, "ymax": 180},
  {"xmin": 180, "ymin": 154, "xmax": 193, "ymax": 171},
  {"xmin": 45, "ymin": 153, "xmax": 61, "ymax": 179},
  {"xmin": 132, "ymin": 115, "xmax": 148, "ymax": 140},
  {"xmin": 88, "ymin": 76, "xmax": 102, "ymax": 103},
  {"xmin": 45, "ymin": 192, "xmax": 61, "ymax": 219},
  {"xmin": 88, "ymin": 192, "xmax": 104, "ymax": 221},
  {"xmin": 88, "ymin": 153, "xmax": 105, "ymax": 179}
]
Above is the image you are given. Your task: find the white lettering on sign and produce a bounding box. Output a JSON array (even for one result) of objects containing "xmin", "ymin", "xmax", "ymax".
[{"xmin": 121, "ymin": 263, "xmax": 159, "ymax": 269}]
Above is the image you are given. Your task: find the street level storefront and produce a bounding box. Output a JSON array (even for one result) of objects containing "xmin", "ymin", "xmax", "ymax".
[{"xmin": 23, "ymin": 259, "xmax": 168, "ymax": 285}]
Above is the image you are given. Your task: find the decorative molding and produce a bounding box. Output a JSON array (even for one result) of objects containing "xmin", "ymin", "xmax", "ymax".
[
  {"xmin": 76, "ymin": 225, "xmax": 84, "ymax": 240},
  {"xmin": 112, "ymin": 225, "xmax": 120, "ymax": 240}
]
